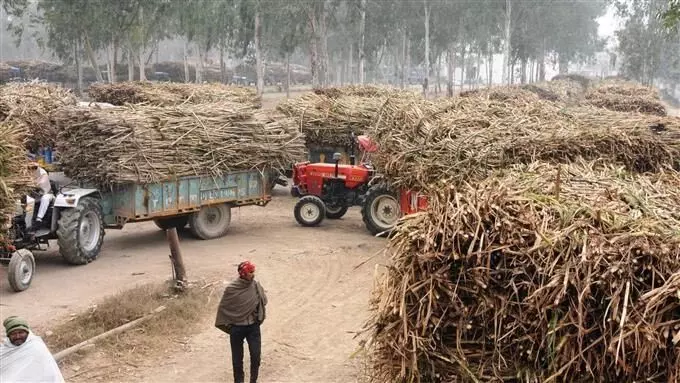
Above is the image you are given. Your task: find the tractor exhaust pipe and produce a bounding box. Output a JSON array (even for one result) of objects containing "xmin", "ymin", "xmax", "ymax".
[
  {"xmin": 333, "ymin": 152, "xmax": 342, "ymax": 178},
  {"xmin": 349, "ymin": 133, "xmax": 356, "ymax": 165}
]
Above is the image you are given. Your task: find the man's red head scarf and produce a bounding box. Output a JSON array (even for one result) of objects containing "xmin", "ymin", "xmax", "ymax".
[{"xmin": 238, "ymin": 261, "xmax": 255, "ymax": 277}]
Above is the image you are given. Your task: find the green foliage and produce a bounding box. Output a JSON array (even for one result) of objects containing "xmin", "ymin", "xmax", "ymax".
[
  {"xmin": 616, "ymin": 0, "xmax": 680, "ymax": 86},
  {"xmin": 661, "ymin": 0, "xmax": 680, "ymax": 30}
]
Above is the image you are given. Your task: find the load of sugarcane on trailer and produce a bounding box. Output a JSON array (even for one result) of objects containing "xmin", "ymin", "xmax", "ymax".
[{"xmin": 0, "ymin": 81, "xmax": 305, "ymax": 292}]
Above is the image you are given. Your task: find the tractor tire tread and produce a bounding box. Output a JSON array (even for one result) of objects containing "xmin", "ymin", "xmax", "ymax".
[
  {"xmin": 57, "ymin": 196, "xmax": 105, "ymax": 265},
  {"xmin": 189, "ymin": 204, "xmax": 231, "ymax": 240},
  {"xmin": 294, "ymin": 196, "xmax": 326, "ymax": 227},
  {"xmin": 361, "ymin": 184, "xmax": 398, "ymax": 237}
]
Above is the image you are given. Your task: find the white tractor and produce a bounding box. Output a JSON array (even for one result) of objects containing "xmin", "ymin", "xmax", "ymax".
[{"xmin": 1, "ymin": 181, "xmax": 105, "ymax": 292}]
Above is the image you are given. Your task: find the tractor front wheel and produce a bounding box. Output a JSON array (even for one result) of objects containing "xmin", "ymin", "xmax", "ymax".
[
  {"xmin": 7, "ymin": 249, "xmax": 35, "ymax": 292},
  {"xmin": 361, "ymin": 185, "xmax": 400, "ymax": 236},
  {"xmin": 294, "ymin": 196, "xmax": 326, "ymax": 227}
]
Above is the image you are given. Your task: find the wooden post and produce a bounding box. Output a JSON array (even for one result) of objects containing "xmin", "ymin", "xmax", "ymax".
[{"xmin": 166, "ymin": 227, "xmax": 187, "ymax": 291}]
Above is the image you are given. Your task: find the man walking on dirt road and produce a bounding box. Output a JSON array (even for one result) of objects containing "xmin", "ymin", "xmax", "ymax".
[{"xmin": 215, "ymin": 261, "xmax": 268, "ymax": 383}]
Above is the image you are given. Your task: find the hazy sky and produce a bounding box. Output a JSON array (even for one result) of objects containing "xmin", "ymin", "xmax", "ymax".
[{"xmin": 598, "ymin": 5, "xmax": 623, "ymax": 37}]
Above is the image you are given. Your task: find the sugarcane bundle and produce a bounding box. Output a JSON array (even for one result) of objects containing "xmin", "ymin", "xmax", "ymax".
[
  {"xmin": 0, "ymin": 82, "xmax": 77, "ymax": 149},
  {"xmin": 277, "ymin": 92, "xmax": 424, "ymax": 147},
  {"xmin": 87, "ymin": 81, "xmax": 261, "ymax": 107},
  {"xmin": 522, "ymin": 80, "xmax": 586, "ymax": 104},
  {"xmin": 54, "ymin": 102, "xmax": 306, "ymax": 186},
  {"xmin": 312, "ymin": 85, "xmax": 420, "ymax": 99},
  {"xmin": 362, "ymin": 161, "xmax": 680, "ymax": 382},
  {"xmin": 370, "ymin": 96, "xmax": 680, "ymax": 190},
  {"xmin": 0, "ymin": 123, "xmax": 31, "ymax": 242},
  {"xmin": 458, "ymin": 86, "xmax": 546, "ymax": 106},
  {"xmin": 551, "ymin": 73, "xmax": 593, "ymax": 89},
  {"xmin": 584, "ymin": 80, "xmax": 666, "ymax": 116}
]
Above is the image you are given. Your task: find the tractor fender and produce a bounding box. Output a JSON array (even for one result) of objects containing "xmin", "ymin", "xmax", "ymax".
[{"xmin": 54, "ymin": 188, "xmax": 100, "ymax": 208}]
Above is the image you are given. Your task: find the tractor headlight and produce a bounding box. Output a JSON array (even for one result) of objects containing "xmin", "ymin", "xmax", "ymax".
[{"xmin": 2, "ymin": 214, "xmax": 12, "ymax": 230}]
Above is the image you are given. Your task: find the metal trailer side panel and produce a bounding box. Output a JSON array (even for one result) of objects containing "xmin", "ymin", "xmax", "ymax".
[{"xmin": 102, "ymin": 170, "xmax": 269, "ymax": 226}]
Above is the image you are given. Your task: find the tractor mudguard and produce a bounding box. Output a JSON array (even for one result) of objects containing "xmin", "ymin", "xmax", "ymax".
[{"xmin": 53, "ymin": 188, "xmax": 100, "ymax": 208}]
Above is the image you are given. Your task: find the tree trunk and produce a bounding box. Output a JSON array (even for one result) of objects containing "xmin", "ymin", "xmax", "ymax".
[
  {"xmin": 406, "ymin": 38, "xmax": 411, "ymax": 88},
  {"xmin": 520, "ymin": 58, "xmax": 527, "ymax": 84},
  {"xmin": 219, "ymin": 43, "xmax": 226, "ymax": 84},
  {"xmin": 487, "ymin": 46, "xmax": 493, "ymax": 87},
  {"xmin": 105, "ymin": 44, "xmax": 113, "ymax": 83},
  {"xmin": 138, "ymin": 45, "xmax": 146, "ymax": 81},
  {"xmin": 435, "ymin": 53, "xmax": 441, "ymax": 95},
  {"xmin": 401, "ymin": 29, "xmax": 407, "ymax": 89},
  {"xmin": 112, "ymin": 39, "xmax": 118, "ymax": 83},
  {"xmin": 286, "ymin": 53, "xmax": 291, "ymax": 98},
  {"xmin": 137, "ymin": 6, "xmax": 146, "ymax": 82},
  {"xmin": 183, "ymin": 40, "xmax": 190, "ymax": 83},
  {"xmin": 348, "ymin": 43, "xmax": 354, "ymax": 84},
  {"xmin": 84, "ymin": 34, "xmax": 104, "ymax": 82},
  {"xmin": 423, "ymin": 0, "xmax": 430, "ymax": 97},
  {"xmin": 502, "ymin": 0, "xmax": 512, "ymax": 85},
  {"xmin": 196, "ymin": 43, "xmax": 205, "ymax": 83},
  {"xmin": 319, "ymin": 0, "xmax": 330, "ymax": 87},
  {"xmin": 558, "ymin": 53, "xmax": 568, "ymax": 74},
  {"xmin": 476, "ymin": 48, "xmax": 481, "ymax": 89},
  {"xmin": 308, "ymin": 9, "xmax": 320, "ymax": 87},
  {"xmin": 446, "ymin": 44, "xmax": 454, "ymax": 97},
  {"xmin": 336, "ymin": 60, "xmax": 342, "ymax": 85},
  {"xmin": 359, "ymin": 0, "xmax": 366, "ymax": 84},
  {"xmin": 254, "ymin": 7, "xmax": 264, "ymax": 96},
  {"xmin": 510, "ymin": 59, "xmax": 515, "ymax": 84},
  {"xmin": 460, "ymin": 44, "xmax": 466, "ymax": 92},
  {"xmin": 127, "ymin": 45, "xmax": 134, "ymax": 81},
  {"xmin": 75, "ymin": 40, "xmax": 83, "ymax": 97}
]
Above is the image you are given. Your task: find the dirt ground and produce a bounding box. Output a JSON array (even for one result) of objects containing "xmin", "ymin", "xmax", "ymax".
[{"xmin": 0, "ymin": 186, "xmax": 387, "ymax": 382}]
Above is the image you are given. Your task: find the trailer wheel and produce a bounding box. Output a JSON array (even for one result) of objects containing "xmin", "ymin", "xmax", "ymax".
[
  {"xmin": 325, "ymin": 205, "xmax": 348, "ymax": 219},
  {"xmin": 294, "ymin": 196, "xmax": 326, "ymax": 227},
  {"xmin": 57, "ymin": 196, "xmax": 105, "ymax": 265},
  {"xmin": 189, "ymin": 204, "xmax": 231, "ymax": 240},
  {"xmin": 154, "ymin": 216, "xmax": 189, "ymax": 231},
  {"xmin": 361, "ymin": 184, "xmax": 400, "ymax": 236},
  {"xmin": 8, "ymin": 249, "xmax": 35, "ymax": 292}
]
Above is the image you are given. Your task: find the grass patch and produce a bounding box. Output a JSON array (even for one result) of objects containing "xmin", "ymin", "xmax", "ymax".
[{"xmin": 44, "ymin": 281, "xmax": 218, "ymax": 356}]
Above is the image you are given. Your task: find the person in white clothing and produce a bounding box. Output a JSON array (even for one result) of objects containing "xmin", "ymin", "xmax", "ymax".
[
  {"xmin": 0, "ymin": 316, "xmax": 64, "ymax": 383},
  {"xmin": 28, "ymin": 159, "xmax": 53, "ymax": 226}
]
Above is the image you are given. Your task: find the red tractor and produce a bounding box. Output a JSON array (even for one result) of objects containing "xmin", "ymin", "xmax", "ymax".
[{"xmin": 291, "ymin": 134, "xmax": 428, "ymax": 235}]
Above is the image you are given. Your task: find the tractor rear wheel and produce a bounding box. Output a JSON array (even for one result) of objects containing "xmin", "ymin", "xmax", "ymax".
[
  {"xmin": 361, "ymin": 184, "xmax": 400, "ymax": 236},
  {"xmin": 325, "ymin": 205, "xmax": 348, "ymax": 219},
  {"xmin": 294, "ymin": 196, "xmax": 326, "ymax": 227},
  {"xmin": 154, "ymin": 216, "xmax": 189, "ymax": 231},
  {"xmin": 57, "ymin": 196, "xmax": 106, "ymax": 265},
  {"xmin": 189, "ymin": 204, "xmax": 231, "ymax": 240}
]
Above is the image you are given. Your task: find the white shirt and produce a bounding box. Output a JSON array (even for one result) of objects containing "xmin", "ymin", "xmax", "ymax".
[{"xmin": 34, "ymin": 167, "xmax": 51, "ymax": 195}]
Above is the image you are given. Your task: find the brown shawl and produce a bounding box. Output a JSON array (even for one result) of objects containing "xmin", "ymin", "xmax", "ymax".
[{"xmin": 215, "ymin": 278, "xmax": 267, "ymax": 334}]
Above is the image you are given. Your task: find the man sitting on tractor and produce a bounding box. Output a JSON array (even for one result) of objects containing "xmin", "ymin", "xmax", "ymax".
[{"xmin": 27, "ymin": 155, "xmax": 53, "ymax": 228}]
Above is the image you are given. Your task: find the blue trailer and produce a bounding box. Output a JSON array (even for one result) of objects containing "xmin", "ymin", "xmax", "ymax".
[{"xmin": 99, "ymin": 169, "xmax": 271, "ymax": 238}]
